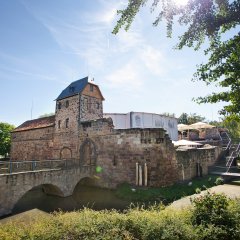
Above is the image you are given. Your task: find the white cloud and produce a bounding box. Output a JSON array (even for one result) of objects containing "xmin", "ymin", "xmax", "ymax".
[
  {"xmin": 139, "ymin": 46, "xmax": 165, "ymax": 76},
  {"xmin": 105, "ymin": 61, "xmax": 143, "ymax": 91},
  {"xmin": 95, "ymin": 7, "xmax": 117, "ymax": 25},
  {"xmin": 113, "ymin": 29, "xmax": 144, "ymax": 53}
]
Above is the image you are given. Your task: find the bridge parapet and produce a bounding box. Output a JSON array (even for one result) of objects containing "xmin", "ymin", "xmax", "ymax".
[{"xmin": 0, "ymin": 159, "xmax": 95, "ymax": 175}]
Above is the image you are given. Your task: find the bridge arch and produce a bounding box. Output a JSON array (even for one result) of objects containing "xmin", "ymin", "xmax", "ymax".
[
  {"xmin": 11, "ymin": 184, "xmax": 64, "ymax": 211},
  {"xmin": 79, "ymin": 138, "xmax": 97, "ymax": 166},
  {"xmin": 73, "ymin": 177, "xmax": 99, "ymax": 192},
  {"xmin": 0, "ymin": 171, "xmax": 69, "ymax": 216}
]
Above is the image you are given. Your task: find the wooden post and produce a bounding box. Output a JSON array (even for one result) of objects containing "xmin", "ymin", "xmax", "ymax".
[
  {"xmin": 139, "ymin": 165, "xmax": 142, "ymax": 186},
  {"xmin": 136, "ymin": 162, "xmax": 139, "ymax": 186},
  {"xmin": 144, "ymin": 163, "xmax": 148, "ymax": 187},
  {"xmin": 181, "ymin": 164, "xmax": 185, "ymax": 181}
]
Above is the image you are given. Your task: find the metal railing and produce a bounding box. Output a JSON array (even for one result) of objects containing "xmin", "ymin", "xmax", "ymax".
[
  {"xmin": 221, "ymin": 132, "xmax": 232, "ymax": 151},
  {"xmin": 226, "ymin": 142, "xmax": 240, "ymax": 172},
  {"xmin": 0, "ymin": 159, "xmax": 95, "ymax": 174}
]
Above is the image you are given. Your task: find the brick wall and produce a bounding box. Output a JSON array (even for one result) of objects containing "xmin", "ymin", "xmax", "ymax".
[{"xmin": 11, "ymin": 126, "xmax": 54, "ymax": 161}]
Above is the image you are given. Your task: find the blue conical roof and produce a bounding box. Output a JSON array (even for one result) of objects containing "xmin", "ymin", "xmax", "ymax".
[{"xmin": 56, "ymin": 77, "xmax": 88, "ymax": 100}]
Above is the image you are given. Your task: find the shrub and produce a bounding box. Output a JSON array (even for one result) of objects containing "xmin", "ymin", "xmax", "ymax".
[
  {"xmin": 195, "ymin": 187, "xmax": 201, "ymax": 194},
  {"xmin": 215, "ymin": 177, "xmax": 224, "ymax": 185},
  {"xmin": 191, "ymin": 192, "xmax": 239, "ymax": 239}
]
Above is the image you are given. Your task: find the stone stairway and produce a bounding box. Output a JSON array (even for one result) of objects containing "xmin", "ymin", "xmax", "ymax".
[{"xmin": 209, "ymin": 132, "xmax": 240, "ymax": 177}]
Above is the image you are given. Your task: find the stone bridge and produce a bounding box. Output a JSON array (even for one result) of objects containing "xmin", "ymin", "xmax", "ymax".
[{"xmin": 0, "ymin": 160, "xmax": 99, "ymax": 217}]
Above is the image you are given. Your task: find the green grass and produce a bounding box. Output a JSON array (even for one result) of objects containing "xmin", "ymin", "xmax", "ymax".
[{"xmin": 115, "ymin": 175, "xmax": 219, "ymax": 204}]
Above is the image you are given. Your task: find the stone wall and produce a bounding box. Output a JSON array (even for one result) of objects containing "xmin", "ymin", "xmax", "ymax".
[
  {"xmin": 80, "ymin": 95, "xmax": 103, "ymax": 122},
  {"xmin": 79, "ymin": 83, "xmax": 103, "ymax": 122},
  {"xmin": 11, "ymin": 116, "xmax": 223, "ymax": 189},
  {"xmin": 55, "ymin": 95, "xmax": 80, "ymax": 133},
  {"xmin": 176, "ymin": 146, "xmax": 222, "ymax": 181},
  {"xmin": 79, "ymin": 118, "xmax": 180, "ymax": 188},
  {"xmin": 11, "ymin": 126, "xmax": 54, "ymax": 161}
]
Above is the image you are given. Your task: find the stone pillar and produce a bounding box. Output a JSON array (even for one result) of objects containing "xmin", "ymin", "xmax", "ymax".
[
  {"xmin": 136, "ymin": 162, "xmax": 139, "ymax": 186},
  {"xmin": 144, "ymin": 163, "xmax": 148, "ymax": 187},
  {"xmin": 139, "ymin": 165, "xmax": 142, "ymax": 186}
]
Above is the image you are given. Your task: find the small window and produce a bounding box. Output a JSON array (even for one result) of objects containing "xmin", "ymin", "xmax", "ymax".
[
  {"xmin": 113, "ymin": 155, "xmax": 117, "ymax": 166},
  {"xmin": 58, "ymin": 102, "xmax": 61, "ymax": 110},
  {"xmin": 88, "ymin": 99, "xmax": 91, "ymax": 113},
  {"xmin": 82, "ymin": 122, "xmax": 92, "ymax": 128},
  {"xmin": 58, "ymin": 120, "xmax": 61, "ymax": 129},
  {"xmin": 66, "ymin": 118, "xmax": 69, "ymax": 128},
  {"xmin": 65, "ymin": 100, "xmax": 69, "ymax": 108},
  {"xmin": 96, "ymin": 102, "xmax": 100, "ymax": 109},
  {"xmin": 90, "ymin": 85, "xmax": 94, "ymax": 92},
  {"xmin": 84, "ymin": 98, "xmax": 88, "ymax": 110}
]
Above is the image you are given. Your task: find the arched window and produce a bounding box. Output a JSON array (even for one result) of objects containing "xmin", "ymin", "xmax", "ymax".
[{"xmin": 60, "ymin": 147, "xmax": 72, "ymax": 160}]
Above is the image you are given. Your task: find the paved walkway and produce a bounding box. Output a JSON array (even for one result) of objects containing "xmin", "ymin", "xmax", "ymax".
[
  {"xmin": 0, "ymin": 209, "xmax": 48, "ymax": 224},
  {"xmin": 170, "ymin": 182, "xmax": 240, "ymax": 209}
]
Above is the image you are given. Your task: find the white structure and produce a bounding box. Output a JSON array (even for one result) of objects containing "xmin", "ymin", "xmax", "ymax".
[{"xmin": 104, "ymin": 112, "xmax": 178, "ymax": 141}]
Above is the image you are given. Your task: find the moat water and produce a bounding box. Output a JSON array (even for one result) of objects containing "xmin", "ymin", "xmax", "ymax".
[{"xmin": 11, "ymin": 184, "xmax": 130, "ymax": 216}]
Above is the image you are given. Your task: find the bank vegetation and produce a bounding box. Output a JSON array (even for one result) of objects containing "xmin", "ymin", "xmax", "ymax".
[{"xmin": 1, "ymin": 192, "xmax": 240, "ymax": 240}]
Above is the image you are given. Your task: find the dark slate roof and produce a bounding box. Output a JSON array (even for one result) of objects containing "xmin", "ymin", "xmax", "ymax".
[
  {"xmin": 12, "ymin": 115, "xmax": 55, "ymax": 132},
  {"xmin": 56, "ymin": 77, "xmax": 89, "ymax": 101}
]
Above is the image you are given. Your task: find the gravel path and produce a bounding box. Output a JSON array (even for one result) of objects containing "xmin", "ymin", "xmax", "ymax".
[{"xmin": 170, "ymin": 182, "xmax": 240, "ymax": 209}]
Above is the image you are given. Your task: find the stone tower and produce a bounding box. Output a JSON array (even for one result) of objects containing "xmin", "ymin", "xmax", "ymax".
[
  {"xmin": 55, "ymin": 77, "xmax": 104, "ymax": 132},
  {"xmin": 53, "ymin": 77, "xmax": 104, "ymax": 159}
]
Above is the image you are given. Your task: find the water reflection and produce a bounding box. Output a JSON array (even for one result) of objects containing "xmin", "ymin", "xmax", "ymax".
[{"xmin": 12, "ymin": 184, "xmax": 130, "ymax": 215}]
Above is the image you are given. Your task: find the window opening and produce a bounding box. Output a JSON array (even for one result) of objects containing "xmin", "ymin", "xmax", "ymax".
[
  {"xmin": 65, "ymin": 100, "xmax": 69, "ymax": 108},
  {"xmin": 66, "ymin": 118, "xmax": 69, "ymax": 128}
]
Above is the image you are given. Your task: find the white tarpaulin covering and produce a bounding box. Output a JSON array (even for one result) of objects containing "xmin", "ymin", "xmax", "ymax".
[{"xmin": 104, "ymin": 112, "xmax": 178, "ymax": 141}]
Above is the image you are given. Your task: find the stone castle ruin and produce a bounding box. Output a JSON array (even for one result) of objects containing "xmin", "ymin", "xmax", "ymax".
[{"xmin": 11, "ymin": 77, "xmax": 221, "ymax": 188}]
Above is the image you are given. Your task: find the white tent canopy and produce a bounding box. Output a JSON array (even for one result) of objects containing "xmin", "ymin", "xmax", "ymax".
[
  {"xmin": 172, "ymin": 140, "xmax": 203, "ymax": 146},
  {"xmin": 178, "ymin": 122, "xmax": 215, "ymax": 131},
  {"xmin": 189, "ymin": 122, "xmax": 215, "ymax": 130},
  {"xmin": 177, "ymin": 124, "xmax": 189, "ymax": 131}
]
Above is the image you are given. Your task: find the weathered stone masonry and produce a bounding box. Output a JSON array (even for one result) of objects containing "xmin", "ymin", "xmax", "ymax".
[
  {"xmin": 78, "ymin": 118, "xmax": 180, "ymax": 188},
  {"xmin": 10, "ymin": 77, "xmax": 221, "ymax": 189}
]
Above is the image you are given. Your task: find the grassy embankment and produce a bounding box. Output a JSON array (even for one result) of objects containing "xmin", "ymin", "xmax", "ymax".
[{"xmin": 115, "ymin": 175, "xmax": 220, "ymax": 204}]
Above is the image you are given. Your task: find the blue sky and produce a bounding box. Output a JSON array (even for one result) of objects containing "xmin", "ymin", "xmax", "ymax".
[{"xmin": 0, "ymin": 0, "xmax": 226, "ymax": 126}]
